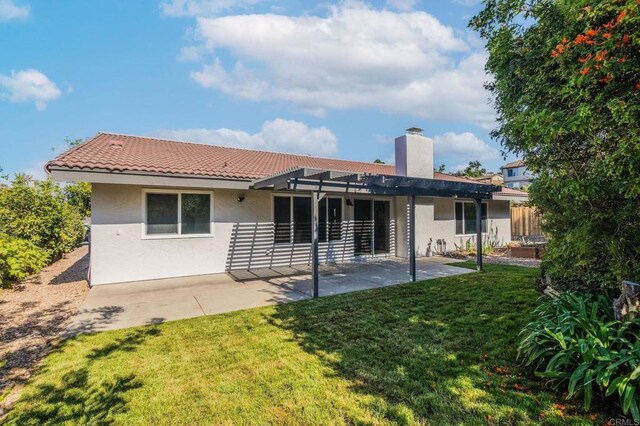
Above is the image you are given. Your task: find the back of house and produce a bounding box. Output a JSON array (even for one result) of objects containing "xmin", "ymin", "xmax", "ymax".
[{"xmin": 46, "ymin": 128, "xmax": 527, "ymax": 285}]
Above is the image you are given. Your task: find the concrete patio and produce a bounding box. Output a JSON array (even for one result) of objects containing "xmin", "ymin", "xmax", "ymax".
[{"xmin": 66, "ymin": 257, "xmax": 473, "ymax": 335}]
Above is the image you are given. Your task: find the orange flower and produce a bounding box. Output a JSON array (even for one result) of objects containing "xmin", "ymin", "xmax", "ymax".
[
  {"xmin": 635, "ymin": 83, "xmax": 640, "ymax": 90},
  {"xmin": 574, "ymin": 34, "xmax": 588, "ymax": 45},
  {"xmin": 617, "ymin": 10, "xmax": 627, "ymax": 24},
  {"xmin": 595, "ymin": 50, "xmax": 608, "ymax": 61},
  {"xmin": 580, "ymin": 67, "xmax": 590, "ymax": 76},
  {"xmin": 603, "ymin": 32, "xmax": 612, "ymax": 39},
  {"xmin": 599, "ymin": 75, "xmax": 613, "ymax": 84},
  {"xmin": 586, "ymin": 29, "xmax": 598, "ymax": 37},
  {"xmin": 622, "ymin": 34, "xmax": 631, "ymax": 44}
]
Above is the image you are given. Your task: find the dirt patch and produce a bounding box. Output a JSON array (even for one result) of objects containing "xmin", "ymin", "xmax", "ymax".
[{"xmin": 0, "ymin": 245, "xmax": 89, "ymax": 416}]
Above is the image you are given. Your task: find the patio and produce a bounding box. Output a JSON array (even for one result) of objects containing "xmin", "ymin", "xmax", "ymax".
[{"xmin": 66, "ymin": 257, "xmax": 472, "ymax": 334}]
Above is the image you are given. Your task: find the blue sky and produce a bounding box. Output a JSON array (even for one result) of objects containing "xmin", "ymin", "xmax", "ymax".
[{"xmin": 0, "ymin": 0, "xmax": 516, "ymax": 179}]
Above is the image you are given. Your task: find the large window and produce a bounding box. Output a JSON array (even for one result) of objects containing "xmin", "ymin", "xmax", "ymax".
[
  {"xmin": 455, "ymin": 201, "xmax": 487, "ymax": 235},
  {"xmin": 145, "ymin": 190, "xmax": 212, "ymax": 236},
  {"xmin": 274, "ymin": 196, "xmax": 342, "ymax": 244},
  {"xmin": 507, "ymin": 168, "xmax": 516, "ymax": 177}
]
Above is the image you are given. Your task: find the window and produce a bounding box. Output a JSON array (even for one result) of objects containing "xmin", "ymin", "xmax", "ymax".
[
  {"xmin": 507, "ymin": 168, "xmax": 516, "ymax": 177},
  {"xmin": 145, "ymin": 191, "xmax": 212, "ymax": 236},
  {"xmin": 455, "ymin": 201, "xmax": 487, "ymax": 235},
  {"xmin": 273, "ymin": 196, "xmax": 342, "ymax": 244}
]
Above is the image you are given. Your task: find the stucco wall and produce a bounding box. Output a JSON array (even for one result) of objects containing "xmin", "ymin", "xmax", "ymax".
[
  {"xmin": 90, "ymin": 184, "xmax": 397, "ymax": 285},
  {"xmin": 91, "ymin": 184, "xmax": 511, "ymax": 285},
  {"xmin": 395, "ymin": 197, "xmax": 512, "ymax": 257}
]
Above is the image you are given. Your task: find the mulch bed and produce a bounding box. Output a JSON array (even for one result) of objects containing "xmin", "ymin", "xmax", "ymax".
[{"xmin": 0, "ymin": 245, "xmax": 90, "ymax": 417}]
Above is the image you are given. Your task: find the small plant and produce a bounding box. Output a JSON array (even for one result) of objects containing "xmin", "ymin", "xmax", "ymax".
[{"xmin": 519, "ymin": 293, "xmax": 640, "ymax": 419}]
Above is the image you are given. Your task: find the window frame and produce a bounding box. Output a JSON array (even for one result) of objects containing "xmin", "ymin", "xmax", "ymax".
[
  {"xmin": 272, "ymin": 194, "xmax": 344, "ymax": 245},
  {"xmin": 141, "ymin": 188, "xmax": 214, "ymax": 239},
  {"xmin": 454, "ymin": 200, "xmax": 488, "ymax": 236}
]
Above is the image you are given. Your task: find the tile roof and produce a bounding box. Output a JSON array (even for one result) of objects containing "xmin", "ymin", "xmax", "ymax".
[
  {"xmin": 46, "ymin": 132, "xmax": 395, "ymax": 180},
  {"xmin": 501, "ymin": 159, "xmax": 525, "ymax": 169},
  {"xmin": 493, "ymin": 187, "xmax": 529, "ymax": 197},
  {"xmin": 45, "ymin": 132, "xmax": 528, "ymax": 198}
]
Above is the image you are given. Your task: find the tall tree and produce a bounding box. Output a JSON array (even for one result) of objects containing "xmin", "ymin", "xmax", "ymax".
[{"xmin": 472, "ymin": 0, "xmax": 640, "ymax": 292}]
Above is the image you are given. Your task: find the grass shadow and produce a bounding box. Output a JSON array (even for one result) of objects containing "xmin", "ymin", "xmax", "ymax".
[
  {"xmin": 269, "ymin": 263, "xmax": 604, "ymax": 424},
  {"xmin": 3, "ymin": 326, "xmax": 161, "ymax": 425}
]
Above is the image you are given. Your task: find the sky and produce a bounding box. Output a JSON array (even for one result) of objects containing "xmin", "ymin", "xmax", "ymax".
[{"xmin": 0, "ymin": 0, "xmax": 517, "ymax": 179}]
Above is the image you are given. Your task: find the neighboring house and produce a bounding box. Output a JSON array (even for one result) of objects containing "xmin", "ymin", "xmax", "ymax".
[
  {"xmin": 471, "ymin": 173, "xmax": 504, "ymax": 186},
  {"xmin": 501, "ymin": 160, "xmax": 535, "ymax": 189},
  {"xmin": 46, "ymin": 129, "xmax": 528, "ymax": 286}
]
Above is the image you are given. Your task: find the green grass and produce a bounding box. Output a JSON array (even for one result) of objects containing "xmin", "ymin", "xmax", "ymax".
[{"xmin": 5, "ymin": 264, "xmax": 608, "ymax": 425}]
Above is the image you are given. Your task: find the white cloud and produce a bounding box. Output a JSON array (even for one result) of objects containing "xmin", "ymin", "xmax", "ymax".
[
  {"xmin": 181, "ymin": 2, "xmax": 494, "ymax": 128},
  {"xmin": 0, "ymin": 0, "xmax": 30, "ymax": 21},
  {"xmin": 160, "ymin": 0, "xmax": 264, "ymax": 17},
  {"xmin": 433, "ymin": 131, "xmax": 499, "ymax": 165},
  {"xmin": 385, "ymin": 0, "xmax": 417, "ymax": 11},
  {"xmin": 177, "ymin": 46, "xmax": 204, "ymax": 61},
  {"xmin": 156, "ymin": 118, "xmax": 338, "ymax": 156},
  {"xmin": 452, "ymin": 0, "xmax": 480, "ymax": 6},
  {"xmin": 0, "ymin": 69, "xmax": 63, "ymax": 110}
]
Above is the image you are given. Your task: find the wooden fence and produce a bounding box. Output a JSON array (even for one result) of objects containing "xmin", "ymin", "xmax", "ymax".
[{"xmin": 511, "ymin": 205, "xmax": 543, "ymax": 238}]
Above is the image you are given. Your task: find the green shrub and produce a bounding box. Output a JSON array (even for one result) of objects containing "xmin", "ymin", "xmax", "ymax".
[
  {"xmin": 0, "ymin": 234, "xmax": 49, "ymax": 288},
  {"xmin": 0, "ymin": 175, "xmax": 85, "ymax": 258},
  {"xmin": 64, "ymin": 181, "xmax": 91, "ymax": 218},
  {"xmin": 519, "ymin": 293, "xmax": 640, "ymax": 419}
]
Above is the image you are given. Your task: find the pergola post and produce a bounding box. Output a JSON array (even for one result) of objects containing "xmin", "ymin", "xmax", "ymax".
[
  {"xmin": 311, "ymin": 191, "xmax": 321, "ymax": 298},
  {"xmin": 475, "ymin": 198, "xmax": 483, "ymax": 272},
  {"xmin": 409, "ymin": 195, "xmax": 416, "ymax": 282}
]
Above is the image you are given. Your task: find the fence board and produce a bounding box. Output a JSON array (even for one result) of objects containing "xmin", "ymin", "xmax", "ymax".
[{"xmin": 511, "ymin": 205, "xmax": 543, "ymax": 238}]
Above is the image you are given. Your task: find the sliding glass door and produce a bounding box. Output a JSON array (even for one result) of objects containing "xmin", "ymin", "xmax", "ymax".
[{"xmin": 354, "ymin": 199, "xmax": 391, "ymax": 256}]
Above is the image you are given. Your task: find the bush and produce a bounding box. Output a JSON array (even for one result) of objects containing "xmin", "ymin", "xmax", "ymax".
[
  {"xmin": 0, "ymin": 175, "xmax": 85, "ymax": 258},
  {"xmin": 519, "ymin": 293, "xmax": 640, "ymax": 419},
  {"xmin": 64, "ymin": 181, "xmax": 91, "ymax": 218},
  {"xmin": 0, "ymin": 234, "xmax": 49, "ymax": 288}
]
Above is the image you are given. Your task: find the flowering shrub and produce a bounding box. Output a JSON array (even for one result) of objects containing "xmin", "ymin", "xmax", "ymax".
[{"xmin": 472, "ymin": 0, "xmax": 640, "ymax": 292}]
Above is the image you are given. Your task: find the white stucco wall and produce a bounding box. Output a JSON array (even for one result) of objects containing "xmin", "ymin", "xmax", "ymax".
[
  {"xmin": 394, "ymin": 196, "xmax": 512, "ymax": 257},
  {"xmin": 90, "ymin": 184, "xmax": 398, "ymax": 285},
  {"xmin": 90, "ymin": 184, "xmax": 511, "ymax": 285}
]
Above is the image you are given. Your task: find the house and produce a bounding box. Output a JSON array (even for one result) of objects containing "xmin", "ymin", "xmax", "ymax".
[
  {"xmin": 471, "ymin": 173, "xmax": 504, "ymax": 186},
  {"xmin": 46, "ymin": 128, "xmax": 528, "ymax": 286},
  {"xmin": 501, "ymin": 160, "xmax": 534, "ymax": 189}
]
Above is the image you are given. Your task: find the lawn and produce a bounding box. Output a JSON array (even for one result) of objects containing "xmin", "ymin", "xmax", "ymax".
[{"xmin": 4, "ymin": 264, "xmax": 608, "ymax": 425}]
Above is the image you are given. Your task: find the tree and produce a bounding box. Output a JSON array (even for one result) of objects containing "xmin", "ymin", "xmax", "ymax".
[
  {"xmin": 64, "ymin": 182, "xmax": 91, "ymax": 217},
  {"xmin": 435, "ymin": 164, "xmax": 446, "ymax": 173},
  {"xmin": 455, "ymin": 161, "xmax": 487, "ymax": 178},
  {"xmin": 472, "ymin": 0, "xmax": 640, "ymax": 292},
  {"xmin": 62, "ymin": 137, "xmax": 91, "ymax": 217},
  {"xmin": 373, "ymin": 159, "xmax": 385, "ymax": 164}
]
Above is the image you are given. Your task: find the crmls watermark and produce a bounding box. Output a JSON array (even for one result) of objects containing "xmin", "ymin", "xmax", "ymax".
[{"xmin": 608, "ymin": 418, "xmax": 640, "ymax": 426}]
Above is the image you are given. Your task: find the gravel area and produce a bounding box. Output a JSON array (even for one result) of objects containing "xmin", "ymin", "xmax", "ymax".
[
  {"xmin": 444, "ymin": 251, "xmax": 542, "ymax": 268},
  {"xmin": 0, "ymin": 245, "xmax": 89, "ymax": 416},
  {"xmin": 482, "ymin": 256, "xmax": 541, "ymax": 268}
]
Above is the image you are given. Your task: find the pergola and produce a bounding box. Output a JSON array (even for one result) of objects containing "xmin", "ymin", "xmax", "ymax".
[{"xmin": 252, "ymin": 167, "xmax": 501, "ymax": 298}]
